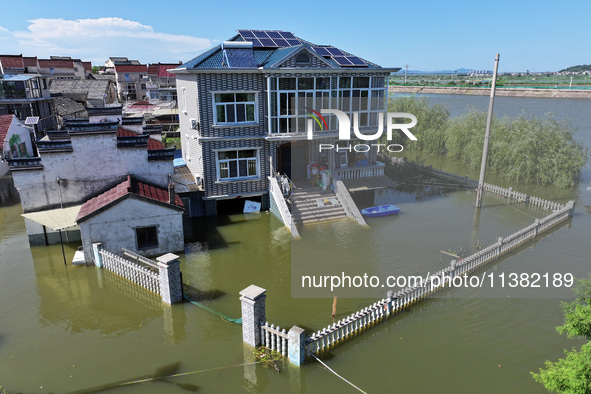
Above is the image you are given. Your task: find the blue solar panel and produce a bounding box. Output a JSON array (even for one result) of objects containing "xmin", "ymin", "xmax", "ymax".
[
  {"xmin": 259, "ymin": 38, "xmax": 276, "ymax": 47},
  {"xmin": 250, "ymin": 38, "xmax": 263, "ymax": 47},
  {"xmin": 274, "ymin": 38, "xmax": 289, "ymax": 47},
  {"xmin": 347, "ymin": 56, "xmax": 366, "ymax": 66},
  {"xmin": 280, "ymin": 31, "xmax": 296, "ymax": 39},
  {"xmin": 286, "ymin": 39, "xmax": 301, "ymax": 46},
  {"xmin": 313, "ymin": 47, "xmax": 331, "ymax": 57},
  {"xmin": 238, "ymin": 29, "xmax": 254, "ymax": 38},
  {"xmin": 333, "ymin": 56, "xmax": 353, "ymax": 66},
  {"xmin": 327, "ymin": 47, "xmax": 345, "ymax": 56},
  {"xmin": 267, "ymin": 31, "xmax": 282, "ymax": 39},
  {"xmin": 253, "ymin": 30, "xmax": 269, "ymax": 39}
]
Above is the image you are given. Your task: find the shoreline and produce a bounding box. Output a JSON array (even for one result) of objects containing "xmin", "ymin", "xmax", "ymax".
[{"xmin": 388, "ymin": 85, "xmax": 591, "ymax": 99}]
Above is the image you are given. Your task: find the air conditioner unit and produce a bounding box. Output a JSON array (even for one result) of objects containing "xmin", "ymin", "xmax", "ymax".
[{"xmin": 190, "ymin": 118, "xmax": 198, "ymax": 130}]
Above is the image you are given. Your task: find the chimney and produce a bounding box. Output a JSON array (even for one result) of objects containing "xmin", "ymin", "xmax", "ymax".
[{"xmin": 168, "ymin": 182, "xmax": 175, "ymax": 205}]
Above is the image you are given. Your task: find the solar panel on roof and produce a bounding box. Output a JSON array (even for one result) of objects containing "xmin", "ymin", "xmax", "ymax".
[
  {"xmin": 258, "ymin": 38, "xmax": 276, "ymax": 47},
  {"xmin": 266, "ymin": 31, "xmax": 282, "ymax": 39},
  {"xmin": 238, "ymin": 30, "xmax": 255, "ymax": 38},
  {"xmin": 347, "ymin": 56, "xmax": 366, "ymax": 66},
  {"xmin": 274, "ymin": 38, "xmax": 289, "ymax": 47},
  {"xmin": 253, "ymin": 30, "xmax": 269, "ymax": 39},
  {"xmin": 286, "ymin": 39, "xmax": 301, "ymax": 46},
  {"xmin": 280, "ymin": 31, "xmax": 296, "ymax": 39},
  {"xmin": 250, "ymin": 39, "xmax": 263, "ymax": 47},
  {"xmin": 327, "ymin": 47, "xmax": 345, "ymax": 56},
  {"xmin": 333, "ymin": 56, "xmax": 353, "ymax": 66},
  {"xmin": 313, "ymin": 47, "xmax": 331, "ymax": 57}
]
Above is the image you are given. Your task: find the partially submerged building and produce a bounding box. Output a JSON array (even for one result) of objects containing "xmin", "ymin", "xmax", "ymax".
[
  {"xmin": 8, "ymin": 106, "xmax": 181, "ymax": 262},
  {"xmin": 172, "ymin": 29, "xmax": 398, "ymax": 218}
]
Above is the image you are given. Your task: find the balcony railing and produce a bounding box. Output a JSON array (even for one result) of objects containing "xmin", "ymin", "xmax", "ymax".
[{"xmin": 334, "ymin": 161, "xmax": 385, "ymax": 179}]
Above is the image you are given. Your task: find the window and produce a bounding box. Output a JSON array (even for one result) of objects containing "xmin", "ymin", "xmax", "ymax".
[
  {"xmin": 136, "ymin": 226, "xmax": 158, "ymax": 250},
  {"xmin": 214, "ymin": 93, "xmax": 257, "ymax": 124},
  {"xmin": 295, "ymin": 53, "xmax": 311, "ymax": 64},
  {"xmin": 217, "ymin": 149, "xmax": 258, "ymax": 180}
]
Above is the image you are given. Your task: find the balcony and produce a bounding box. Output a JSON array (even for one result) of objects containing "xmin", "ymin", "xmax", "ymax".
[{"xmin": 334, "ymin": 161, "xmax": 385, "ymax": 179}]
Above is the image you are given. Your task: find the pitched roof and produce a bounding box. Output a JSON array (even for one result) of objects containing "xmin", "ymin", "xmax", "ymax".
[
  {"xmin": 82, "ymin": 61, "xmax": 92, "ymax": 71},
  {"xmin": 0, "ymin": 55, "xmax": 24, "ymax": 69},
  {"xmin": 158, "ymin": 64, "xmax": 179, "ymax": 78},
  {"xmin": 0, "ymin": 115, "xmax": 14, "ymax": 145},
  {"xmin": 148, "ymin": 64, "xmax": 159, "ymax": 75},
  {"xmin": 49, "ymin": 79, "xmax": 113, "ymax": 100},
  {"xmin": 38, "ymin": 59, "xmax": 75, "ymax": 69},
  {"xmin": 116, "ymin": 127, "xmax": 165, "ymax": 150},
  {"xmin": 179, "ymin": 30, "xmax": 387, "ymax": 71},
  {"xmin": 76, "ymin": 175, "xmax": 183, "ymax": 222},
  {"xmin": 53, "ymin": 96, "xmax": 87, "ymax": 117},
  {"xmin": 114, "ymin": 64, "xmax": 147, "ymax": 73}
]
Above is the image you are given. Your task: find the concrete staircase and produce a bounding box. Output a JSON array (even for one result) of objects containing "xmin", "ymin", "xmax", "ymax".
[{"xmin": 290, "ymin": 182, "xmax": 348, "ymax": 225}]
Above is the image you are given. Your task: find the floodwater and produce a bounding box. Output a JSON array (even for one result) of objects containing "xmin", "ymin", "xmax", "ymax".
[{"xmin": 1, "ymin": 94, "xmax": 590, "ymax": 393}]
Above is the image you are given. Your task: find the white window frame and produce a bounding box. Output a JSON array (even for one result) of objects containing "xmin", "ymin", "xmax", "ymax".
[
  {"xmin": 211, "ymin": 91, "xmax": 259, "ymax": 126},
  {"xmin": 214, "ymin": 147, "xmax": 261, "ymax": 181}
]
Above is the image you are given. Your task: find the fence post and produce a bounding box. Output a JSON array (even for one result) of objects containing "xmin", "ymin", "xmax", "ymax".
[
  {"xmin": 240, "ymin": 285, "xmax": 267, "ymax": 347},
  {"xmin": 157, "ymin": 253, "xmax": 183, "ymax": 304},
  {"xmin": 568, "ymin": 200, "xmax": 576, "ymax": 216},
  {"xmin": 533, "ymin": 219, "xmax": 540, "ymax": 237},
  {"xmin": 92, "ymin": 242, "xmax": 103, "ymax": 267},
  {"xmin": 288, "ymin": 326, "xmax": 306, "ymax": 365}
]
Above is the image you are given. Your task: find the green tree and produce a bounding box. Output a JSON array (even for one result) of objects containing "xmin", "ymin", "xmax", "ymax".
[{"xmin": 532, "ymin": 275, "xmax": 591, "ymax": 393}]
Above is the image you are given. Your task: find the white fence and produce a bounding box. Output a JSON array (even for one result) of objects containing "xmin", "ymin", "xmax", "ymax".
[{"xmin": 99, "ymin": 249, "xmax": 160, "ymax": 295}]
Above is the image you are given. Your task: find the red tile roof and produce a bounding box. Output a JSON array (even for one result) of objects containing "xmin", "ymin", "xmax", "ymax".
[
  {"xmin": 116, "ymin": 127, "xmax": 165, "ymax": 150},
  {"xmin": 158, "ymin": 64, "xmax": 179, "ymax": 78},
  {"xmin": 38, "ymin": 59, "xmax": 75, "ymax": 69},
  {"xmin": 82, "ymin": 61, "xmax": 92, "ymax": 71},
  {"xmin": 76, "ymin": 175, "xmax": 183, "ymax": 222},
  {"xmin": 23, "ymin": 56, "xmax": 39, "ymax": 67},
  {"xmin": 148, "ymin": 64, "xmax": 159, "ymax": 75},
  {"xmin": 0, "ymin": 55, "xmax": 24, "ymax": 69},
  {"xmin": 0, "ymin": 115, "xmax": 15, "ymax": 145},
  {"xmin": 114, "ymin": 64, "xmax": 147, "ymax": 73}
]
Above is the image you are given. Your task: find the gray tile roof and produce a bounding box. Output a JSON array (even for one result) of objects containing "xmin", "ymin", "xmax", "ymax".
[
  {"xmin": 49, "ymin": 79, "xmax": 114, "ymax": 100},
  {"xmin": 53, "ymin": 96, "xmax": 87, "ymax": 117}
]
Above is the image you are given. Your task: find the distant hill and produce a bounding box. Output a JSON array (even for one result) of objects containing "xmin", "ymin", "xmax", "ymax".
[{"xmin": 560, "ymin": 64, "xmax": 591, "ymax": 72}]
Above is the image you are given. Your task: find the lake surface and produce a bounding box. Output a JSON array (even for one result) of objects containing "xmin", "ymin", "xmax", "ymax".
[{"xmin": 1, "ymin": 94, "xmax": 590, "ymax": 393}]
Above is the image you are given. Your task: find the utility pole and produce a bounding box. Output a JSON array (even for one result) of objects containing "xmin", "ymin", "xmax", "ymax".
[
  {"xmin": 475, "ymin": 53, "xmax": 500, "ymax": 208},
  {"xmin": 404, "ymin": 64, "xmax": 408, "ymax": 84}
]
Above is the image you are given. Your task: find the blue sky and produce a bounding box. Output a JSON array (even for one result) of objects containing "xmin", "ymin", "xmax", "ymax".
[{"xmin": 1, "ymin": 0, "xmax": 589, "ymax": 72}]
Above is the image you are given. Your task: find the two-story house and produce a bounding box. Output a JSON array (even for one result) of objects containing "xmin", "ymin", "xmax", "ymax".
[
  {"xmin": 114, "ymin": 64, "xmax": 148, "ymax": 101},
  {"xmin": 172, "ymin": 29, "xmax": 398, "ymax": 216},
  {"xmin": 147, "ymin": 63, "xmax": 181, "ymax": 102}
]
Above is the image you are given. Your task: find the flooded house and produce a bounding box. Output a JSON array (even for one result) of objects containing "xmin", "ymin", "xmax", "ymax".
[{"xmin": 172, "ymin": 29, "xmax": 398, "ymax": 222}]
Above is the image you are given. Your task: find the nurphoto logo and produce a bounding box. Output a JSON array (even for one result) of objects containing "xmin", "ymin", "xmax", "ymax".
[{"xmin": 306, "ymin": 109, "xmax": 418, "ymax": 153}]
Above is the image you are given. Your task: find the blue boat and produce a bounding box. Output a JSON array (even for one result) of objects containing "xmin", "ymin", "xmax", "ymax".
[{"xmin": 361, "ymin": 204, "xmax": 400, "ymax": 217}]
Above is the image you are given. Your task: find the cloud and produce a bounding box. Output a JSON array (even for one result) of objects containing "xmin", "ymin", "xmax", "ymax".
[{"xmin": 1, "ymin": 17, "xmax": 212, "ymax": 64}]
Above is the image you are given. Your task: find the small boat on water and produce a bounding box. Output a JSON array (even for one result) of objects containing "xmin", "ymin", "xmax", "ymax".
[
  {"xmin": 361, "ymin": 204, "xmax": 400, "ymax": 217},
  {"xmin": 72, "ymin": 246, "xmax": 85, "ymax": 265}
]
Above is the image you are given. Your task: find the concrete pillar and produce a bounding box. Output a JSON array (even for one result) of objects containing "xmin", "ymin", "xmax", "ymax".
[
  {"xmin": 157, "ymin": 253, "xmax": 183, "ymax": 304},
  {"xmin": 240, "ymin": 285, "xmax": 267, "ymax": 347},
  {"xmin": 497, "ymin": 237, "xmax": 503, "ymax": 255},
  {"xmin": 288, "ymin": 326, "xmax": 306, "ymax": 366},
  {"xmin": 533, "ymin": 219, "xmax": 540, "ymax": 237},
  {"xmin": 92, "ymin": 242, "xmax": 103, "ymax": 267},
  {"xmin": 568, "ymin": 200, "xmax": 576, "ymax": 216}
]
